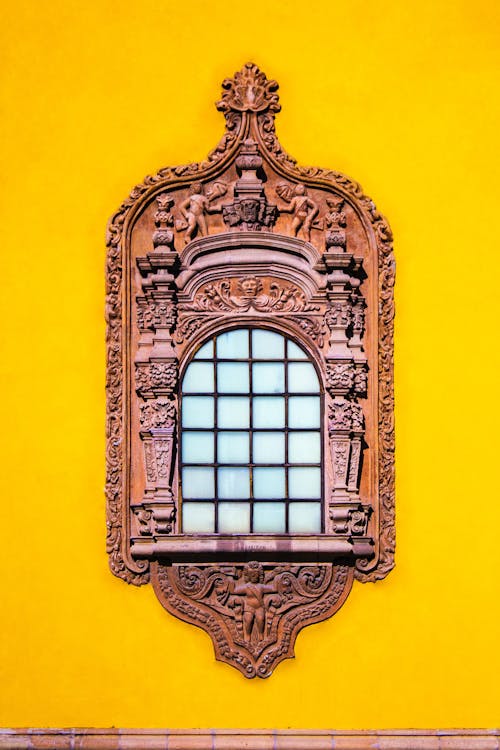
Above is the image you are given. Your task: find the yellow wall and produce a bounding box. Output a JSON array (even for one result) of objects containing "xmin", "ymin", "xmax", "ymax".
[{"xmin": 1, "ymin": 0, "xmax": 499, "ymax": 730}]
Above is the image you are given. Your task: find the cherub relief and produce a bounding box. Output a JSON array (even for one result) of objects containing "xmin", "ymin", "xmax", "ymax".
[
  {"xmin": 230, "ymin": 561, "xmax": 279, "ymax": 643},
  {"xmin": 276, "ymin": 182, "xmax": 319, "ymax": 242},
  {"xmin": 177, "ymin": 181, "xmax": 227, "ymax": 243}
]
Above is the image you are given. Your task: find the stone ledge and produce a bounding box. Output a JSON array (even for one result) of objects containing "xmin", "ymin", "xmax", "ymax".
[{"xmin": 0, "ymin": 730, "xmax": 498, "ymax": 750}]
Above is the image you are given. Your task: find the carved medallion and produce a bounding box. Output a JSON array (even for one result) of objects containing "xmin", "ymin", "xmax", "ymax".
[{"xmin": 106, "ymin": 63, "xmax": 395, "ymax": 677}]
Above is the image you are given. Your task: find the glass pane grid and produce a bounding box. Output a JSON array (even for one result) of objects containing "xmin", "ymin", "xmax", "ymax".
[{"xmin": 181, "ymin": 329, "xmax": 322, "ymax": 534}]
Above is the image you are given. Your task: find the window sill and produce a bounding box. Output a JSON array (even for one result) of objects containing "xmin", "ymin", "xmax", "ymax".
[{"xmin": 131, "ymin": 534, "xmax": 374, "ymax": 562}]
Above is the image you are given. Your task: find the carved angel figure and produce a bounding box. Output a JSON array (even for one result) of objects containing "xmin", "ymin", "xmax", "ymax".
[
  {"xmin": 177, "ymin": 181, "xmax": 227, "ymax": 243},
  {"xmin": 276, "ymin": 182, "xmax": 319, "ymax": 242},
  {"xmin": 230, "ymin": 561, "xmax": 279, "ymax": 644}
]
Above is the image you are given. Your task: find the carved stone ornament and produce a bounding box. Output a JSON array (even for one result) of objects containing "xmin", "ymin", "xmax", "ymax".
[{"xmin": 106, "ymin": 62, "xmax": 395, "ymax": 677}]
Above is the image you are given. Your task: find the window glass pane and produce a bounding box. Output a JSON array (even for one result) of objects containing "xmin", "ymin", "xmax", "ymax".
[
  {"xmin": 193, "ymin": 340, "xmax": 214, "ymax": 359},
  {"xmin": 253, "ymin": 467, "xmax": 286, "ymax": 499},
  {"xmin": 252, "ymin": 397, "xmax": 285, "ymax": 428},
  {"xmin": 288, "ymin": 432, "xmax": 321, "ymax": 464},
  {"xmin": 288, "ymin": 502, "xmax": 321, "ymax": 533},
  {"xmin": 253, "ymin": 503, "xmax": 286, "ymax": 533},
  {"xmin": 181, "ymin": 327, "xmax": 323, "ymax": 535},
  {"xmin": 289, "ymin": 467, "xmax": 321, "ymax": 498},
  {"xmin": 182, "ymin": 396, "xmax": 214, "ymax": 428},
  {"xmin": 182, "ymin": 432, "xmax": 214, "ymax": 463},
  {"xmin": 217, "ymin": 467, "xmax": 250, "ymax": 499},
  {"xmin": 182, "ymin": 362, "xmax": 214, "ymax": 393},
  {"xmin": 182, "ymin": 502, "xmax": 215, "ymax": 533},
  {"xmin": 252, "ymin": 363, "xmax": 285, "ymax": 393},
  {"xmin": 252, "ymin": 330, "xmax": 285, "ymax": 359},
  {"xmin": 253, "ymin": 432, "xmax": 285, "ymax": 464},
  {"xmin": 182, "ymin": 467, "xmax": 214, "ymax": 498},
  {"xmin": 217, "ymin": 396, "xmax": 250, "ymax": 428},
  {"xmin": 216, "ymin": 329, "xmax": 249, "ymax": 359},
  {"xmin": 218, "ymin": 502, "xmax": 250, "ymax": 533},
  {"xmin": 288, "ymin": 396, "xmax": 320, "ymax": 428},
  {"xmin": 287, "ymin": 362, "xmax": 320, "ymax": 393},
  {"xmin": 217, "ymin": 362, "xmax": 249, "ymax": 393},
  {"xmin": 287, "ymin": 340, "xmax": 308, "ymax": 359},
  {"xmin": 217, "ymin": 432, "xmax": 249, "ymax": 463}
]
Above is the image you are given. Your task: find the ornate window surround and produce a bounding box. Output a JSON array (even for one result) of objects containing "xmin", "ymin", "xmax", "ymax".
[{"xmin": 106, "ymin": 63, "xmax": 395, "ymax": 677}]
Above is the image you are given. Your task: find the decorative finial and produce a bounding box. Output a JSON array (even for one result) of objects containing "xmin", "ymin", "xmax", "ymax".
[{"xmin": 217, "ymin": 62, "xmax": 280, "ymax": 115}]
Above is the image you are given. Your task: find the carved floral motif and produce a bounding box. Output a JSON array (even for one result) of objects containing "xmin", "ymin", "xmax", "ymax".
[
  {"xmin": 174, "ymin": 315, "xmax": 208, "ymax": 344},
  {"xmin": 326, "ymin": 363, "xmax": 355, "ymax": 392},
  {"xmin": 326, "ymin": 362, "xmax": 368, "ymax": 396},
  {"xmin": 136, "ymin": 363, "xmax": 177, "ymax": 393},
  {"xmin": 290, "ymin": 316, "xmax": 327, "ymax": 348},
  {"xmin": 332, "ymin": 441, "xmax": 350, "ymax": 486},
  {"xmin": 328, "ymin": 398, "xmax": 365, "ymax": 432},
  {"xmin": 140, "ymin": 398, "xmax": 176, "ymax": 431}
]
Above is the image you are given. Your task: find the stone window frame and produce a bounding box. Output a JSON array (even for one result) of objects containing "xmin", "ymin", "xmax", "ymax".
[{"xmin": 105, "ymin": 63, "xmax": 395, "ymax": 677}]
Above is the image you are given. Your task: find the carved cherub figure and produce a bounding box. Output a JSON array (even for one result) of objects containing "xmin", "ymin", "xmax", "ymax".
[
  {"xmin": 276, "ymin": 182, "xmax": 319, "ymax": 242},
  {"xmin": 177, "ymin": 181, "xmax": 227, "ymax": 243},
  {"xmin": 231, "ymin": 561, "xmax": 278, "ymax": 643}
]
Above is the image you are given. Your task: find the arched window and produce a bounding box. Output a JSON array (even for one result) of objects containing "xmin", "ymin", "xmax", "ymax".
[
  {"xmin": 106, "ymin": 63, "xmax": 395, "ymax": 677},
  {"xmin": 180, "ymin": 328, "xmax": 322, "ymax": 534}
]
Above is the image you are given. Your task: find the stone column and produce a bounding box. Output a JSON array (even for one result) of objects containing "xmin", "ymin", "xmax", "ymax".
[{"xmin": 132, "ymin": 193, "xmax": 178, "ymax": 538}]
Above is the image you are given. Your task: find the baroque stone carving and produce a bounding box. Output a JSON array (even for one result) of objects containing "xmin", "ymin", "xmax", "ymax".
[
  {"xmin": 137, "ymin": 301, "xmax": 176, "ymax": 331},
  {"xmin": 140, "ymin": 398, "xmax": 176, "ymax": 431},
  {"xmin": 177, "ymin": 181, "xmax": 228, "ymax": 243},
  {"xmin": 153, "ymin": 193, "xmax": 176, "ymax": 251},
  {"xmin": 221, "ymin": 138, "xmax": 278, "ymax": 231},
  {"xmin": 276, "ymin": 182, "xmax": 319, "ymax": 241},
  {"xmin": 105, "ymin": 62, "xmax": 395, "ymax": 673},
  {"xmin": 152, "ymin": 562, "xmax": 353, "ymax": 679},
  {"xmin": 135, "ymin": 363, "xmax": 177, "ymax": 395},
  {"xmin": 324, "ymin": 196, "xmax": 347, "ymax": 252},
  {"xmin": 188, "ymin": 276, "xmax": 319, "ymax": 313}
]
